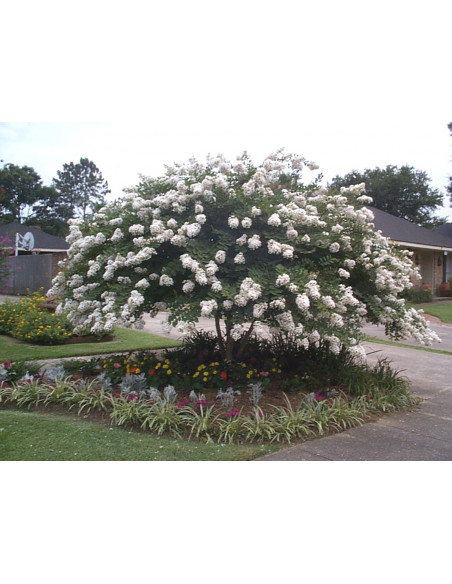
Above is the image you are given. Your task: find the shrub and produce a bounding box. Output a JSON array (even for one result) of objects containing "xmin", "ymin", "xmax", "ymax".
[
  {"xmin": 401, "ymin": 286, "xmax": 433, "ymax": 303},
  {"xmin": 0, "ymin": 292, "xmax": 73, "ymax": 344}
]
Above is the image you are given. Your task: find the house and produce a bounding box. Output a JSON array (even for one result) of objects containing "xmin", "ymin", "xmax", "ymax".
[
  {"xmin": 0, "ymin": 222, "xmax": 69, "ymax": 294},
  {"xmin": 369, "ymin": 207, "xmax": 452, "ymax": 294},
  {"xmin": 433, "ymin": 222, "xmax": 452, "ymax": 284}
]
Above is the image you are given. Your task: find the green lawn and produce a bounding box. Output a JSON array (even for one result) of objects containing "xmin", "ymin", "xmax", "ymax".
[
  {"xmin": 0, "ymin": 327, "xmax": 181, "ymax": 362},
  {"xmin": 414, "ymin": 301, "xmax": 452, "ymax": 324},
  {"xmin": 363, "ymin": 335, "xmax": 452, "ymax": 356},
  {"xmin": 0, "ymin": 409, "xmax": 279, "ymax": 461}
]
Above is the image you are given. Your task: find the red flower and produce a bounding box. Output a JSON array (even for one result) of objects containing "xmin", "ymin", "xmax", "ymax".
[
  {"xmin": 148, "ymin": 369, "xmax": 156, "ymax": 376},
  {"xmin": 3, "ymin": 361, "xmax": 11, "ymax": 369},
  {"xmin": 220, "ymin": 371, "xmax": 228, "ymax": 380},
  {"xmin": 129, "ymin": 367, "xmax": 138, "ymax": 373},
  {"xmin": 226, "ymin": 409, "xmax": 240, "ymax": 418},
  {"xmin": 113, "ymin": 362, "xmax": 122, "ymax": 369}
]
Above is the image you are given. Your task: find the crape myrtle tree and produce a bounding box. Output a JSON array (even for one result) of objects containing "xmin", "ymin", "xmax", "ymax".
[{"xmin": 49, "ymin": 151, "xmax": 439, "ymax": 363}]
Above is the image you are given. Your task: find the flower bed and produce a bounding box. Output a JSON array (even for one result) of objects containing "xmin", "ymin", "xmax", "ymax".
[
  {"xmin": 0, "ymin": 293, "xmax": 73, "ymax": 344},
  {"xmin": 0, "ymin": 339, "xmax": 420, "ymax": 444}
]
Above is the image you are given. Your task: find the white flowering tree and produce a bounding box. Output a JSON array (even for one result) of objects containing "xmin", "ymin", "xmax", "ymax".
[{"xmin": 49, "ymin": 150, "xmax": 439, "ymax": 362}]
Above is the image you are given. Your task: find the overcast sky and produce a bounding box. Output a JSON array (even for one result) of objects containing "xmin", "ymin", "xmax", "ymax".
[{"xmin": 1, "ymin": 0, "xmax": 451, "ymax": 219}]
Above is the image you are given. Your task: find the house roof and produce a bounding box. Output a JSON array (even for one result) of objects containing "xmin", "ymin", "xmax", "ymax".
[
  {"xmin": 434, "ymin": 222, "xmax": 452, "ymax": 239},
  {"xmin": 0, "ymin": 222, "xmax": 69, "ymax": 252},
  {"xmin": 368, "ymin": 207, "xmax": 452, "ymax": 251}
]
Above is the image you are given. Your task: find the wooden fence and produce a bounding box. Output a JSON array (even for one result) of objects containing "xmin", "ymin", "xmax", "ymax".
[{"xmin": 3, "ymin": 254, "xmax": 54, "ymax": 295}]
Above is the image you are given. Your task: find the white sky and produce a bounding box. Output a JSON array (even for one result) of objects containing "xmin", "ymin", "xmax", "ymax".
[{"xmin": 1, "ymin": 0, "xmax": 451, "ymax": 219}]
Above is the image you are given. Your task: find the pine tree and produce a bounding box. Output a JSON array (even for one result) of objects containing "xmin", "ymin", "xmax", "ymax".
[{"xmin": 52, "ymin": 158, "xmax": 110, "ymax": 220}]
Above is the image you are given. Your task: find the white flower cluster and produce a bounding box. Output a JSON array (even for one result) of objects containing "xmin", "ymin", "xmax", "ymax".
[
  {"xmin": 200, "ymin": 299, "xmax": 218, "ymax": 317},
  {"xmin": 234, "ymin": 278, "xmax": 262, "ymax": 307}
]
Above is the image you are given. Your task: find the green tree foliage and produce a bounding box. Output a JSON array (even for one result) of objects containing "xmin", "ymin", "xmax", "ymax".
[
  {"xmin": 0, "ymin": 163, "xmax": 44, "ymax": 223},
  {"xmin": 31, "ymin": 185, "xmax": 74, "ymax": 237},
  {"xmin": 447, "ymin": 122, "xmax": 452, "ymax": 205},
  {"xmin": 52, "ymin": 158, "xmax": 110, "ymax": 221},
  {"xmin": 329, "ymin": 165, "xmax": 444, "ymax": 228}
]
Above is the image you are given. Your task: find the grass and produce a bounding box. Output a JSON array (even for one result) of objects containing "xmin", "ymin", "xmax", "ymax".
[
  {"xmin": 0, "ymin": 409, "xmax": 279, "ymax": 461},
  {"xmin": 0, "ymin": 327, "xmax": 181, "ymax": 362},
  {"xmin": 363, "ymin": 335, "xmax": 452, "ymax": 356},
  {"xmin": 414, "ymin": 301, "xmax": 452, "ymax": 324}
]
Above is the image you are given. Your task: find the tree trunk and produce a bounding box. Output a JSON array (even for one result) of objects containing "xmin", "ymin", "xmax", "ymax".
[
  {"xmin": 215, "ymin": 314, "xmax": 225, "ymax": 357},
  {"xmin": 223, "ymin": 320, "xmax": 234, "ymax": 362},
  {"xmin": 237, "ymin": 321, "xmax": 256, "ymax": 360}
]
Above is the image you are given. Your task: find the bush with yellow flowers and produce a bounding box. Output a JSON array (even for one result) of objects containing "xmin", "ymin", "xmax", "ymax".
[{"xmin": 0, "ymin": 292, "xmax": 73, "ymax": 344}]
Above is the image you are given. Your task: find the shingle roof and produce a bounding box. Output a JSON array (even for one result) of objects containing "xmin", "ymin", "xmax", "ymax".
[
  {"xmin": 368, "ymin": 207, "xmax": 452, "ymax": 250},
  {"xmin": 434, "ymin": 223, "xmax": 452, "ymax": 239},
  {"xmin": 0, "ymin": 222, "xmax": 69, "ymax": 251}
]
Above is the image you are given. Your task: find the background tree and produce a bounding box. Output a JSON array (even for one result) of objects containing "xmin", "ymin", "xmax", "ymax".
[
  {"xmin": 447, "ymin": 122, "xmax": 452, "ymax": 205},
  {"xmin": 0, "ymin": 163, "xmax": 44, "ymax": 223},
  {"xmin": 52, "ymin": 158, "xmax": 110, "ymax": 221},
  {"xmin": 329, "ymin": 165, "xmax": 444, "ymax": 228},
  {"xmin": 30, "ymin": 185, "xmax": 73, "ymax": 237}
]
